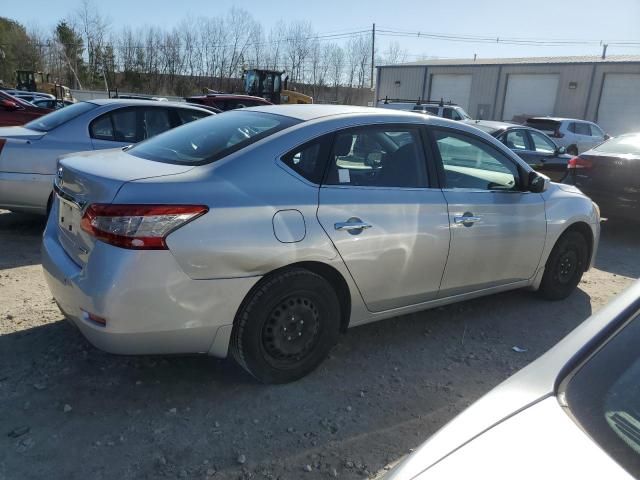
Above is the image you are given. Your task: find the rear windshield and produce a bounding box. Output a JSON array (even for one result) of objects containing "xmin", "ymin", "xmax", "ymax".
[
  {"xmin": 25, "ymin": 101, "xmax": 98, "ymax": 132},
  {"xmin": 593, "ymin": 134, "xmax": 640, "ymax": 156},
  {"xmin": 470, "ymin": 123, "xmax": 500, "ymax": 134},
  {"xmin": 525, "ymin": 119, "xmax": 560, "ymax": 132},
  {"xmin": 564, "ymin": 311, "xmax": 640, "ymax": 477},
  {"xmin": 128, "ymin": 110, "xmax": 300, "ymax": 165}
]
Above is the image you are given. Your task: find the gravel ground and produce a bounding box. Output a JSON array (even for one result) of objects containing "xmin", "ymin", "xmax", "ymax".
[{"xmin": 0, "ymin": 210, "xmax": 638, "ymax": 480}]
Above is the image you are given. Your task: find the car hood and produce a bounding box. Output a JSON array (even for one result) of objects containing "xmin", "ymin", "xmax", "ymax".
[
  {"xmin": 384, "ymin": 281, "xmax": 640, "ymax": 480},
  {"xmin": 0, "ymin": 126, "xmax": 46, "ymax": 140},
  {"xmin": 409, "ymin": 397, "xmax": 632, "ymax": 479}
]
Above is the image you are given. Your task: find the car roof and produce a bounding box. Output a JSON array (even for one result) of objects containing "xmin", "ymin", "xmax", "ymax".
[
  {"xmin": 87, "ymin": 98, "xmax": 210, "ymax": 110},
  {"xmin": 464, "ymin": 120, "xmax": 519, "ymax": 132},
  {"xmin": 186, "ymin": 94, "xmax": 269, "ymax": 102},
  {"xmin": 527, "ymin": 117, "xmax": 591, "ymax": 123},
  {"xmin": 247, "ymin": 104, "xmax": 423, "ymax": 121}
]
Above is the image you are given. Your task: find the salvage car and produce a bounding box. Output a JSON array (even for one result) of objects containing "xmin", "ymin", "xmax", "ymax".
[
  {"xmin": 466, "ymin": 120, "xmax": 571, "ymax": 181},
  {"xmin": 42, "ymin": 105, "xmax": 600, "ymax": 384},
  {"xmin": 565, "ymin": 132, "xmax": 640, "ymax": 221},
  {"xmin": 0, "ymin": 99, "xmax": 213, "ymax": 214},
  {"xmin": 0, "ymin": 90, "xmax": 52, "ymax": 127},
  {"xmin": 383, "ymin": 280, "xmax": 640, "ymax": 480}
]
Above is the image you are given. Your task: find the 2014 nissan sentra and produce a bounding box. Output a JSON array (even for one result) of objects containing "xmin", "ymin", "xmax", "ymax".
[{"xmin": 42, "ymin": 105, "xmax": 600, "ymax": 383}]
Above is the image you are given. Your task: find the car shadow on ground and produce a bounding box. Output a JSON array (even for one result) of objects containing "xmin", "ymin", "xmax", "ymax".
[
  {"xmin": 0, "ymin": 286, "xmax": 592, "ymax": 479},
  {"xmin": 595, "ymin": 219, "xmax": 640, "ymax": 279},
  {"xmin": 0, "ymin": 210, "xmax": 46, "ymax": 270}
]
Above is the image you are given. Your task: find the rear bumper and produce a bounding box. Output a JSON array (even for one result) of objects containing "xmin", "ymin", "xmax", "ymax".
[{"xmin": 41, "ymin": 206, "xmax": 260, "ymax": 358}]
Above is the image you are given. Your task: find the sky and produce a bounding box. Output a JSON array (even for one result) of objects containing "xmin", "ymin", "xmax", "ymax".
[{"xmin": 4, "ymin": 0, "xmax": 640, "ymax": 61}]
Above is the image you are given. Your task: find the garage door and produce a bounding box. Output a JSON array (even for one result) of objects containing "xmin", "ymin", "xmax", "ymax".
[
  {"xmin": 502, "ymin": 74, "xmax": 559, "ymax": 121},
  {"xmin": 597, "ymin": 74, "xmax": 640, "ymax": 135},
  {"xmin": 429, "ymin": 74, "xmax": 472, "ymax": 110}
]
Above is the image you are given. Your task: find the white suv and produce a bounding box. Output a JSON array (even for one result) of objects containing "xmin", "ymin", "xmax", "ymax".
[
  {"xmin": 377, "ymin": 99, "xmax": 471, "ymax": 121},
  {"xmin": 525, "ymin": 117, "xmax": 609, "ymax": 155},
  {"xmin": 412, "ymin": 102, "xmax": 471, "ymax": 121}
]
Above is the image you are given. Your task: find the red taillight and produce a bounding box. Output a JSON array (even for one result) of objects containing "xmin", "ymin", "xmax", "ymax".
[
  {"xmin": 0, "ymin": 138, "xmax": 6, "ymax": 154},
  {"xmin": 567, "ymin": 156, "xmax": 592, "ymax": 169},
  {"xmin": 80, "ymin": 204, "xmax": 208, "ymax": 250},
  {"xmin": 551, "ymin": 129, "xmax": 564, "ymax": 138}
]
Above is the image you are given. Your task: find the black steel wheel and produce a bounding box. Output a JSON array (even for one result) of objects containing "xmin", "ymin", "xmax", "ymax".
[
  {"xmin": 231, "ymin": 268, "xmax": 341, "ymax": 383},
  {"xmin": 539, "ymin": 231, "xmax": 588, "ymax": 300}
]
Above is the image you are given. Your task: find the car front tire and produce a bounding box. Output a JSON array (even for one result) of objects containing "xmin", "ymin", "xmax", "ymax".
[
  {"xmin": 231, "ymin": 268, "xmax": 340, "ymax": 384},
  {"xmin": 538, "ymin": 231, "xmax": 588, "ymax": 300}
]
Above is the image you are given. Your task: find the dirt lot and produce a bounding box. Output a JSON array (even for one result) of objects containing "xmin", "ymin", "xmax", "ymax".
[{"xmin": 0, "ymin": 210, "xmax": 638, "ymax": 480}]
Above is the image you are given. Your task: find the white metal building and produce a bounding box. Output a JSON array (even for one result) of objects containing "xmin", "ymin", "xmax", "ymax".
[{"xmin": 375, "ymin": 55, "xmax": 640, "ymax": 135}]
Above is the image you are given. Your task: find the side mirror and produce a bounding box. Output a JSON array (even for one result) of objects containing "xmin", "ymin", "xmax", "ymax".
[
  {"xmin": 555, "ymin": 146, "xmax": 566, "ymax": 155},
  {"xmin": 0, "ymin": 99, "xmax": 19, "ymax": 111},
  {"xmin": 528, "ymin": 171, "xmax": 549, "ymax": 193},
  {"xmin": 604, "ymin": 134, "xmax": 611, "ymax": 140}
]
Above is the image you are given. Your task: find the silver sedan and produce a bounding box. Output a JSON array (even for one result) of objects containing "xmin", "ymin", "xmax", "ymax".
[
  {"xmin": 42, "ymin": 105, "xmax": 600, "ymax": 383},
  {"xmin": 0, "ymin": 99, "xmax": 212, "ymax": 214}
]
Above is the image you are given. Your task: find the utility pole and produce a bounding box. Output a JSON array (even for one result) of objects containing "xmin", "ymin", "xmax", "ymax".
[{"xmin": 370, "ymin": 23, "xmax": 375, "ymax": 89}]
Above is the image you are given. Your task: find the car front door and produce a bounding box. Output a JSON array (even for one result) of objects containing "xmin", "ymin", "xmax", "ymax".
[
  {"xmin": 526, "ymin": 129, "xmax": 568, "ymax": 181},
  {"xmin": 430, "ymin": 127, "xmax": 546, "ymax": 297},
  {"xmin": 317, "ymin": 125, "xmax": 451, "ymax": 312}
]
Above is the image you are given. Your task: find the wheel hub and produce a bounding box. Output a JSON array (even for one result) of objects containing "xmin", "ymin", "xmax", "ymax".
[
  {"xmin": 557, "ymin": 250, "xmax": 578, "ymax": 284},
  {"xmin": 263, "ymin": 296, "xmax": 320, "ymax": 361}
]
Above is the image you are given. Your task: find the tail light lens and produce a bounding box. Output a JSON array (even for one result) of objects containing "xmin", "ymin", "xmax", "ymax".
[
  {"xmin": 0, "ymin": 138, "xmax": 6, "ymax": 154},
  {"xmin": 552, "ymin": 129, "xmax": 564, "ymax": 138},
  {"xmin": 567, "ymin": 156, "xmax": 593, "ymax": 169},
  {"xmin": 81, "ymin": 204, "xmax": 208, "ymax": 250}
]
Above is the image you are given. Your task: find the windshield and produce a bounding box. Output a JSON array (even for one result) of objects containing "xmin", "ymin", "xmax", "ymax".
[
  {"xmin": 128, "ymin": 110, "xmax": 300, "ymax": 165},
  {"xmin": 24, "ymin": 101, "xmax": 98, "ymax": 132},
  {"xmin": 593, "ymin": 134, "xmax": 640, "ymax": 156},
  {"xmin": 564, "ymin": 311, "xmax": 640, "ymax": 477}
]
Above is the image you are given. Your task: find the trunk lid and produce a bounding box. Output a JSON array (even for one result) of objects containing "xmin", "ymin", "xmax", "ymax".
[
  {"xmin": 577, "ymin": 153, "xmax": 640, "ymax": 191},
  {"xmin": 55, "ymin": 149, "xmax": 195, "ymax": 266},
  {"xmin": 0, "ymin": 126, "xmax": 47, "ymax": 141}
]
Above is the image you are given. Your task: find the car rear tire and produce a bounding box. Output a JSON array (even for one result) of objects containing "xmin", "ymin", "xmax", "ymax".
[
  {"xmin": 567, "ymin": 145, "xmax": 578, "ymax": 156},
  {"xmin": 231, "ymin": 268, "xmax": 340, "ymax": 384},
  {"xmin": 538, "ymin": 231, "xmax": 588, "ymax": 300}
]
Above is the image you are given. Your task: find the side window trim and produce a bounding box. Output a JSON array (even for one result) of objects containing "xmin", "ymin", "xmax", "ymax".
[{"xmin": 427, "ymin": 125, "xmax": 528, "ymax": 192}]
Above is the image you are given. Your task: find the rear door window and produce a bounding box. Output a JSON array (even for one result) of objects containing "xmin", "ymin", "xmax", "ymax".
[
  {"xmin": 111, "ymin": 109, "xmax": 139, "ymax": 142},
  {"xmin": 142, "ymin": 108, "xmax": 172, "ymax": 139},
  {"xmin": 175, "ymin": 108, "xmax": 211, "ymax": 125},
  {"xmin": 574, "ymin": 122, "xmax": 591, "ymax": 135},
  {"xmin": 324, "ymin": 126, "xmax": 428, "ymax": 188},
  {"xmin": 90, "ymin": 115, "xmax": 115, "ymax": 140}
]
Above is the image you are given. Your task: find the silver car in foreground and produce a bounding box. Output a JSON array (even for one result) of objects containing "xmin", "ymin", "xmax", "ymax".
[
  {"xmin": 0, "ymin": 99, "xmax": 212, "ymax": 214},
  {"xmin": 383, "ymin": 280, "xmax": 640, "ymax": 479},
  {"xmin": 42, "ymin": 105, "xmax": 600, "ymax": 383}
]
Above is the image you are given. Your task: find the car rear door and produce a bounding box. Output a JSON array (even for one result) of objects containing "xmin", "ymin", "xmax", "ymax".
[
  {"xmin": 430, "ymin": 127, "xmax": 546, "ymax": 297},
  {"xmin": 573, "ymin": 122, "xmax": 594, "ymax": 153},
  {"xmin": 316, "ymin": 124, "xmax": 450, "ymax": 312}
]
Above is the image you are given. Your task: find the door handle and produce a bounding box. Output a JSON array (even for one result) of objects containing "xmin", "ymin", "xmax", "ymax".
[
  {"xmin": 454, "ymin": 214, "xmax": 481, "ymax": 225},
  {"xmin": 334, "ymin": 218, "xmax": 372, "ymax": 231}
]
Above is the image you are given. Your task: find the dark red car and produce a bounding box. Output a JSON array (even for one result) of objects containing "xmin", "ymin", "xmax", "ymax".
[
  {"xmin": 0, "ymin": 91, "xmax": 53, "ymax": 127},
  {"xmin": 184, "ymin": 93, "xmax": 272, "ymax": 111}
]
